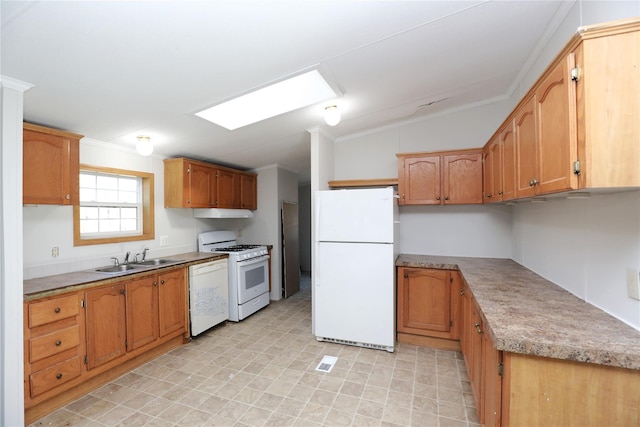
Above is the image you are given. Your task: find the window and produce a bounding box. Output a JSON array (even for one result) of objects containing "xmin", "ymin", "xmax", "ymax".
[{"xmin": 74, "ymin": 165, "xmax": 154, "ymax": 246}]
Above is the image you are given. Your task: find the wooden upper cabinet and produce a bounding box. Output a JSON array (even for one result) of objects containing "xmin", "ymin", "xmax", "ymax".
[
  {"xmin": 515, "ymin": 95, "xmax": 538, "ymax": 198},
  {"xmin": 501, "ymin": 120, "xmax": 516, "ymax": 201},
  {"xmin": 240, "ymin": 173, "xmax": 258, "ymax": 210},
  {"xmin": 398, "ymin": 155, "xmax": 441, "ymax": 204},
  {"xmin": 188, "ymin": 162, "xmax": 215, "ymax": 208},
  {"xmin": 215, "ymin": 168, "xmax": 239, "ymax": 208},
  {"xmin": 397, "ymin": 150, "xmax": 482, "ymax": 205},
  {"xmin": 23, "ymin": 123, "xmax": 82, "ymax": 205},
  {"xmin": 164, "ymin": 157, "xmax": 257, "ymax": 209},
  {"xmin": 443, "ymin": 153, "xmax": 483, "ymax": 204},
  {"xmin": 483, "ymin": 137, "xmax": 502, "ymax": 203},
  {"xmin": 576, "ymin": 25, "xmax": 640, "ymax": 189},
  {"xmin": 536, "ymin": 53, "xmax": 578, "ymax": 194}
]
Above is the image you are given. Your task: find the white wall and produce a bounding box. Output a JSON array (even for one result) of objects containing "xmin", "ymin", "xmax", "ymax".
[
  {"xmin": 334, "ymin": 101, "xmax": 514, "ymax": 258},
  {"xmin": 512, "ymin": 191, "xmax": 640, "ymax": 328},
  {"xmin": 298, "ymin": 184, "xmax": 312, "ymax": 272},
  {"xmin": 1, "ymin": 76, "xmax": 30, "ymax": 427}
]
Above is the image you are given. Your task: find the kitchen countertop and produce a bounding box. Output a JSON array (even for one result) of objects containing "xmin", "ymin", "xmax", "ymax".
[
  {"xmin": 24, "ymin": 252, "xmax": 227, "ymax": 300},
  {"xmin": 397, "ymin": 254, "xmax": 640, "ymax": 370}
]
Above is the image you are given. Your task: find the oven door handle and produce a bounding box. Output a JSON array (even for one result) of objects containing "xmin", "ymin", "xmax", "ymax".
[{"xmin": 237, "ymin": 255, "xmax": 270, "ymax": 267}]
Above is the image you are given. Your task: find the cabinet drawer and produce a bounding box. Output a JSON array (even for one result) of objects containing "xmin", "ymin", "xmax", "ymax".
[
  {"xmin": 29, "ymin": 294, "xmax": 79, "ymax": 328},
  {"xmin": 29, "ymin": 325, "xmax": 80, "ymax": 363},
  {"xmin": 29, "ymin": 356, "xmax": 81, "ymax": 398}
]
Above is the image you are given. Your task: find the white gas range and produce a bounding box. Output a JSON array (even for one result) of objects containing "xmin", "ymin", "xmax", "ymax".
[{"xmin": 198, "ymin": 230, "xmax": 270, "ymax": 321}]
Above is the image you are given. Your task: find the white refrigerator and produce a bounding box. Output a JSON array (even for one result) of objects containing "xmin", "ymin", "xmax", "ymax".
[{"xmin": 314, "ymin": 187, "xmax": 398, "ymax": 352}]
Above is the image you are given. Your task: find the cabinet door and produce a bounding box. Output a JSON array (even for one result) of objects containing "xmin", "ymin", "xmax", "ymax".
[
  {"xmin": 85, "ymin": 285, "xmax": 126, "ymax": 370},
  {"xmin": 460, "ymin": 284, "xmax": 473, "ymax": 371},
  {"xmin": 158, "ymin": 269, "xmax": 185, "ymax": 337},
  {"xmin": 489, "ymin": 141, "xmax": 503, "ymax": 202},
  {"xmin": 399, "ymin": 156, "xmax": 441, "ymax": 204},
  {"xmin": 483, "ymin": 147, "xmax": 493, "ymax": 203},
  {"xmin": 23, "ymin": 129, "xmax": 79, "ymax": 205},
  {"xmin": 125, "ymin": 276, "xmax": 158, "ymax": 351},
  {"xmin": 515, "ymin": 95, "xmax": 538, "ymax": 198},
  {"xmin": 188, "ymin": 163, "xmax": 214, "ymax": 207},
  {"xmin": 482, "ymin": 333, "xmax": 502, "ymax": 427},
  {"xmin": 397, "ymin": 268, "xmax": 451, "ymax": 335},
  {"xmin": 469, "ymin": 304, "xmax": 483, "ymax": 411},
  {"xmin": 443, "ymin": 153, "xmax": 483, "ymax": 204},
  {"xmin": 216, "ymin": 169, "xmax": 240, "ymax": 208},
  {"xmin": 240, "ymin": 173, "xmax": 257, "ymax": 210},
  {"xmin": 536, "ymin": 53, "xmax": 578, "ymax": 195},
  {"xmin": 501, "ymin": 120, "xmax": 517, "ymax": 201}
]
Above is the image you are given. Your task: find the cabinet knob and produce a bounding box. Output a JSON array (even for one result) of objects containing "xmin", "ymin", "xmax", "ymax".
[
  {"xmin": 120, "ymin": 289, "xmax": 125, "ymax": 295},
  {"xmin": 160, "ymin": 280, "xmax": 165, "ymax": 285},
  {"xmin": 436, "ymin": 196, "xmax": 441, "ymax": 200},
  {"xmin": 460, "ymin": 288, "xmax": 464, "ymax": 296},
  {"xmin": 153, "ymin": 281, "xmax": 158, "ymax": 286},
  {"xmin": 487, "ymin": 194, "xmax": 492, "ymax": 198},
  {"xmin": 477, "ymin": 327, "xmax": 483, "ymax": 335},
  {"xmin": 529, "ymin": 179, "xmax": 538, "ymax": 187},
  {"xmin": 54, "ymin": 307, "xmax": 61, "ymax": 313},
  {"xmin": 444, "ymin": 196, "xmax": 449, "ymax": 201},
  {"xmin": 66, "ymin": 194, "xmax": 70, "ymax": 200},
  {"xmin": 56, "ymin": 373, "xmax": 63, "ymax": 380},
  {"xmin": 55, "ymin": 340, "xmax": 62, "ymax": 346},
  {"xmin": 474, "ymin": 323, "xmax": 480, "ymax": 328},
  {"xmin": 498, "ymin": 191, "xmax": 503, "ymax": 195}
]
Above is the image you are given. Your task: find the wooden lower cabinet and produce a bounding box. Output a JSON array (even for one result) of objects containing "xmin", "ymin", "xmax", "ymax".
[
  {"xmin": 24, "ymin": 266, "xmax": 188, "ymax": 423},
  {"xmin": 85, "ymin": 285, "xmax": 127, "ymax": 370},
  {"xmin": 397, "ymin": 267, "xmax": 461, "ymax": 349},
  {"xmin": 460, "ymin": 278, "xmax": 637, "ymax": 427},
  {"xmin": 502, "ymin": 353, "xmax": 640, "ymax": 427}
]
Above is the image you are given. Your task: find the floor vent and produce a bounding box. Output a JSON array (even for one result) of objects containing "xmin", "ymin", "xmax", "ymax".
[
  {"xmin": 317, "ymin": 336, "xmax": 394, "ymax": 353},
  {"xmin": 315, "ymin": 355, "xmax": 338, "ymax": 373}
]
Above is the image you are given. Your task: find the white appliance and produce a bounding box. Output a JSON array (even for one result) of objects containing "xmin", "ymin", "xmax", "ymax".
[
  {"xmin": 198, "ymin": 230, "xmax": 270, "ymax": 321},
  {"xmin": 314, "ymin": 187, "xmax": 398, "ymax": 352},
  {"xmin": 188, "ymin": 259, "xmax": 228, "ymax": 336}
]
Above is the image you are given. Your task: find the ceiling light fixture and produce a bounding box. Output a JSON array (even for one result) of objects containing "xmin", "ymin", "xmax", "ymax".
[
  {"xmin": 195, "ymin": 68, "xmax": 341, "ymax": 130},
  {"xmin": 324, "ymin": 105, "xmax": 340, "ymax": 126},
  {"xmin": 136, "ymin": 135, "xmax": 153, "ymax": 156}
]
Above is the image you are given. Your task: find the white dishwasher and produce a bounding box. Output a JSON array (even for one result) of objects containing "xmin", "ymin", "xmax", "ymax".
[{"xmin": 188, "ymin": 259, "xmax": 229, "ymax": 336}]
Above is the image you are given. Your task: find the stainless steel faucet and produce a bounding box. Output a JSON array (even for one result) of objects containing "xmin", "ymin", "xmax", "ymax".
[
  {"xmin": 142, "ymin": 247, "xmax": 150, "ymax": 261},
  {"xmin": 124, "ymin": 251, "xmax": 130, "ymax": 264},
  {"xmin": 110, "ymin": 257, "xmax": 120, "ymax": 266}
]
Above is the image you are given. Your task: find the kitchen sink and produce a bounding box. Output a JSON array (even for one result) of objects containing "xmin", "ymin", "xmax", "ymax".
[
  {"xmin": 132, "ymin": 259, "xmax": 181, "ymax": 266},
  {"xmin": 95, "ymin": 264, "xmax": 141, "ymax": 273}
]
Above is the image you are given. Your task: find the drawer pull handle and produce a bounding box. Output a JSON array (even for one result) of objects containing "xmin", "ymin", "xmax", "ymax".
[
  {"xmin": 56, "ymin": 373, "xmax": 63, "ymax": 380},
  {"xmin": 55, "ymin": 340, "xmax": 62, "ymax": 346},
  {"xmin": 54, "ymin": 307, "xmax": 61, "ymax": 313}
]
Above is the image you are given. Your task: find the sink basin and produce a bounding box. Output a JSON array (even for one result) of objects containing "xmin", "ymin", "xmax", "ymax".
[
  {"xmin": 95, "ymin": 264, "xmax": 141, "ymax": 273},
  {"xmin": 132, "ymin": 259, "xmax": 181, "ymax": 266}
]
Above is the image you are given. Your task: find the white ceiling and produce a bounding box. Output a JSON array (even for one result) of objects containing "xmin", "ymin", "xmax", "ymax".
[{"xmin": 1, "ymin": 1, "xmax": 570, "ymax": 183}]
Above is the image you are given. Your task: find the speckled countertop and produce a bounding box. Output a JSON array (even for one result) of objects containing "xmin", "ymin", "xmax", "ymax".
[
  {"xmin": 397, "ymin": 254, "xmax": 640, "ymax": 370},
  {"xmin": 24, "ymin": 252, "xmax": 227, "ymax": 301}
]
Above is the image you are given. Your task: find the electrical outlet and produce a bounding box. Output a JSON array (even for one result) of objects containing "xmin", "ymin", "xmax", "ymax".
[
  {"xmin": 627, "ymin": 269, "xmax": 640, "ymax": 300},
  {"xmin": 160, "ymin": 235, "xmax": 168, "ymax": 246},
  {"xmin": 51, "ymin": 247, "xmax": 59, "ymax": 257}
]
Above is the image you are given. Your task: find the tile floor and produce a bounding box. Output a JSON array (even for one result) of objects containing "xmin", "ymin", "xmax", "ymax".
[{"xmin": 31, "ymin": 274, "xmax": 479, "ymax": 427}]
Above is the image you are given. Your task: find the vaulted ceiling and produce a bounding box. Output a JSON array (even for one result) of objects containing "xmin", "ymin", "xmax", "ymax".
[{"xmin": 2, "ymin": 1, "xmax": 569, "ymax": 182}]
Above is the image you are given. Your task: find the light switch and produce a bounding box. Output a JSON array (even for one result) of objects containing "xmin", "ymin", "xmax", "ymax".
[{"xmin": 626, "ymin": 269, "xmax": 640, "ymax": 300}]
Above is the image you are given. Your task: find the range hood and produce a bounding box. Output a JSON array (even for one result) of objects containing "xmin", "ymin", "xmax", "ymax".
[{"xmin": 193, "ymin": 208, "xmax": 253, "ymax": 219}]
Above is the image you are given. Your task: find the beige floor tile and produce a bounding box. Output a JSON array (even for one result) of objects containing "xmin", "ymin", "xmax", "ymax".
[{"xmin": 29, "ymin": 276, "xmax": 476, "ymax": 427}]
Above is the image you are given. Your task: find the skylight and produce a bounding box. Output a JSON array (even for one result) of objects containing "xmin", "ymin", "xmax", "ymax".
[{"xmin": 195, "ymin": 69, "xmax": 340, "ymax": 130}]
